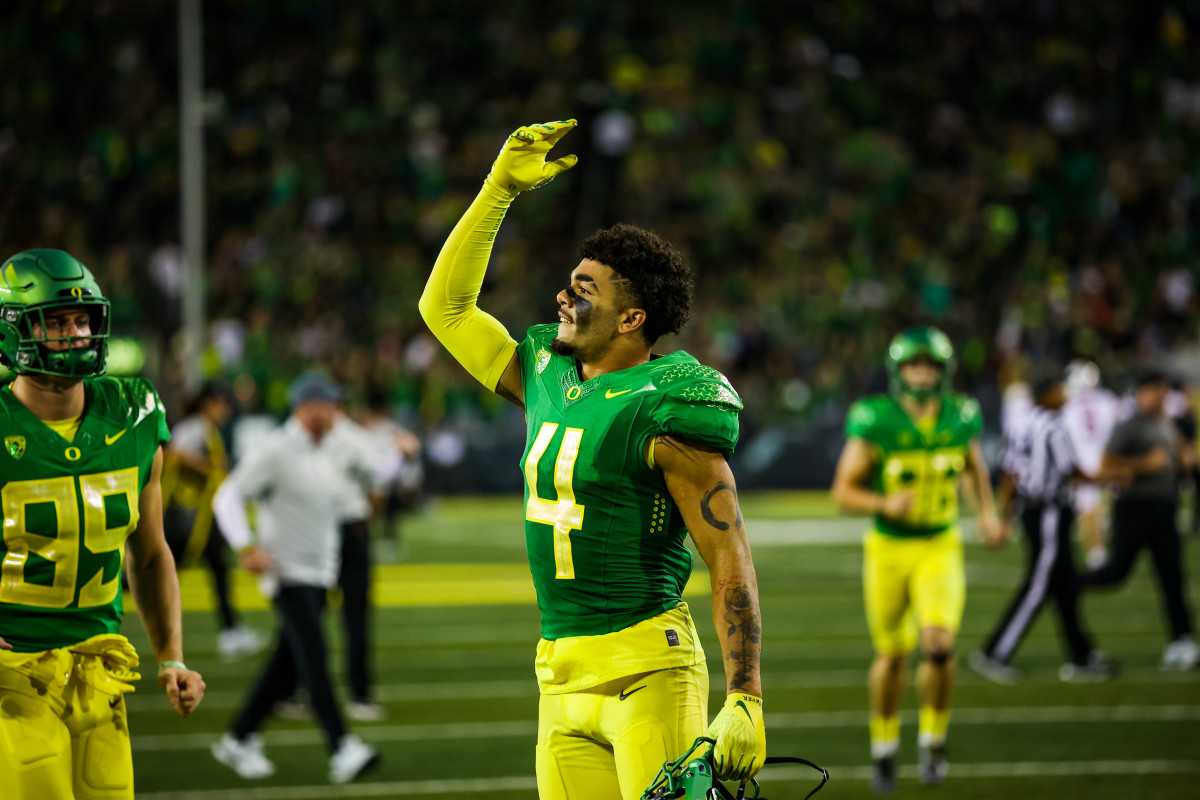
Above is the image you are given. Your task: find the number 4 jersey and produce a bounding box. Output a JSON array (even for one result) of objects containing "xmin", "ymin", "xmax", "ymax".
[
  {"xmin": 0, "ymin": 377, "xmax": 169, "ymax": 652},
  {"xmin": 516, "ymin": 324, "xmax": 742, "ymax": 642}
]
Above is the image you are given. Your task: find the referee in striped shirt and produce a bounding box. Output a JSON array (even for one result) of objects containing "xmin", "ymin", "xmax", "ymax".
[{"xmin": 970, "ymin": 370, "xmax": 1120, "ymax": 684}]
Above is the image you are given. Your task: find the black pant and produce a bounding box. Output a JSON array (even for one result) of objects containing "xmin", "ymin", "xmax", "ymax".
[
  {"xmin": 231, "ymin": 585, "xmax": 346, "ymax": 752},
  {"xmin": 983, "ymin": 503, "xmax": 1095, "ymax": 665},
  {"xmin": 1081, "ymin": 499, "xmax": 1194, "ymax": 641},
  {"xmin": 164, "ymin": 506, "xmax": 238, "ymax": 631},
  {"xmin": 339, "ymin": 520, "xmax": 373, "ymax": 703}
]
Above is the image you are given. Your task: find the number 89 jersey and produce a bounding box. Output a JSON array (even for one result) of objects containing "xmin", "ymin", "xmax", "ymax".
[
  {"xmin": 517, "ymin": 324, "xmax": 742, "ymax": 641},
  {"xmin": 0, "ymin": 377, "xmax": 169, "ymax": 652},
  {"xmin": 846, "ymin": 392, "xmax": 983, "ymax": 537}
]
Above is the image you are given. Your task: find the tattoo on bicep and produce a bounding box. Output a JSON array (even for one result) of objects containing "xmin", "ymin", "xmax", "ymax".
[
  {"xmin": 723, "ymin": 584, "xmax": 762, "ymax": 690},
  {"xmin": 655, "ymin": 435, "xmax": 698, "ymax": 463},
  {"xmin": 700, "ymin": 482, "xmax": 743, "ymax": 531}
]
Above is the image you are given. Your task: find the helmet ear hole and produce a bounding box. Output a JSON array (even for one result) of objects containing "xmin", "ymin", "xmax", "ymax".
[{"xmin": 0, "ymin": 316, "xmax": 21, "ymax": 368}]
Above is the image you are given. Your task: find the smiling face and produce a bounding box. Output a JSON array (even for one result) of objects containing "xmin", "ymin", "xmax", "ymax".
[{"xmin": 551, "ymin": 258, "xmax": 642, "ymax": 361}]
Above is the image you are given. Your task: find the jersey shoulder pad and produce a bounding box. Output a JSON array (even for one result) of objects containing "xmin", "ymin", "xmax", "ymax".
[
  {"xmin": 650, "ymin": 357, "xmax": 742, "ymax": 456},
  {"xmin": 845, "ymin": 395, "xmax": 891, "ymax": 440},
  {"xmin": 946, "ymin": 393, "xmax": 983, "ymax": 435},
  {"xmin": 88, "ymin": 376, "xmax": 170, "ymax": 444}
]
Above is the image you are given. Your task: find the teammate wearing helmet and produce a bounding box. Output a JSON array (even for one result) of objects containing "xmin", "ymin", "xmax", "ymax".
[
  {"xmin": 831, "ymin": 326, "xmax": 1001, "ymax": 794},
  {"xmin": 0, "ymin": 249, "xmax": 205, "ymax": 799}
]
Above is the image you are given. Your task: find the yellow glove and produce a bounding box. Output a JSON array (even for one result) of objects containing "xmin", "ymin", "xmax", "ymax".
[
  {"xmin": 485, "ymin": 120, "xmax": 579, "ymax": 196},
  {"xmin": 706, "ymin": 692, "xmax": 767, "ymax": 782}
]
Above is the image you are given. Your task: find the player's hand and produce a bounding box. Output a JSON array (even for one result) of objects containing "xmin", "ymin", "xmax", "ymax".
[
  {"xmin": 878, "ymin": 491, "xmax": 914, "ymax": 520},
  {"xmin": 706, "ymin": 692, "xmax": 766, "ymax": 782},
  {"xmin": 158, "ymin": 665, "xmax": 206, "ymax": 718},
  {"xmin": 0, "ymin": 635, "xmax": 11, "ymax": 651},
  {"xmin": 239, "ymin": 546, "xmax": 272, "ymax": 574},
  {"xmin": 983, "ymin": 519, "xmax": 1011, "ymax": 548},
  {"xmin": 485, "ymin": 120, "xmax": 578, "ymax": 196}
]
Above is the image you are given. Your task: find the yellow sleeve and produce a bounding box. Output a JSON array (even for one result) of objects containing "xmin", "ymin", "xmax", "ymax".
[{"xmin": 418, "ymin": 182, "xmax": 521, "ymax": 391}]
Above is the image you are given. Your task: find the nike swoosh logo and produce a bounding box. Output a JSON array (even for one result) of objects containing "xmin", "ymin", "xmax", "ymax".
[
  {"xmin": 735, "ymin": 700, "xmax": 754, "ymax": 721},
  {"xmin": 605, "ymin": 389, "xmax": 632, "ymax": 399},
  {"xmin": 105, "ymin": 430, "xmax": 127, "ymax": 445},
  {"xmin": 618, "ymin": 685, "xmax": 647, "ymax": 701}
]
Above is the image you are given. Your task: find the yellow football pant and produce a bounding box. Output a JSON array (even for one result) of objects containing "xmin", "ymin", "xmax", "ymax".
[
  {"xmin": 863, "ymin": 528, "xmax": 965, "ymax": 656},
  {"xmin": 0, "ymin": 635, "xmax": 140, "ymax": 800},
  {"xmin": 536, "ymin": 662, "xmax": 709, "ymax": 800}
]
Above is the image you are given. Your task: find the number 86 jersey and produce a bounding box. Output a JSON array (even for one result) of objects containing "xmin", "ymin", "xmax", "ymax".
[
  {"xmin": 0, "ymin": 377, "xmax": 169, "ymax": 652},
  {"xmin": 516, "ymin": 324, "xmax": 742, "ymax": 642}
]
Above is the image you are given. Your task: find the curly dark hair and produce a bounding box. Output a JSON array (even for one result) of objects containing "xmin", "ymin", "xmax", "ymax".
[{"xmin": 578, "ymin": 223, "xmax": 694, "ymax": 345}]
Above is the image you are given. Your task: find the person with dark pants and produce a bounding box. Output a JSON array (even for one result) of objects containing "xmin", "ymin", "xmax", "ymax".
[
  {"xmin": 338, "ymin": 521, "xmax": 373, "ymax": 714},
  {"xmin": 1081, "ymin": 369, "xmax": 1198, "ymax": 671},
  {"xmin": 971, "ymin": 373, "xmax": 1117, "ymax": 684},
  {"xmin": 163, "ymin": 382, "xmax": 264, "ymax": 661},
  {"xmin": 229, "ymin": 587, "xmax": 343, "ymax": 745},
  {"xmin": 209, "ymin": 372, "xmax": 380, "ymax": 784},
  {"xmin": 273, "ymin": 412, "xmax": 409, "ymax": 722}
]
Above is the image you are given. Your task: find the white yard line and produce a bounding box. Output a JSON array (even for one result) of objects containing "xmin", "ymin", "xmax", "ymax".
[
  {"xmin": 132, "ymin": 704, "xmax": 1200, "ymax": 751},
  {"xmin": 135, "ymin": 758, "xmax": 1200, "ymax": 799},
  {"xmin": 125, "ymin": 667, "xmax": 1198, "ymax": 713}
]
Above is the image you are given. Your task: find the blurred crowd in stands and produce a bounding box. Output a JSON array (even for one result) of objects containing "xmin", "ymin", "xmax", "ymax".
[{"xmin": 1, "ymin": 0, "xmax": 1197, "ymax": 475}]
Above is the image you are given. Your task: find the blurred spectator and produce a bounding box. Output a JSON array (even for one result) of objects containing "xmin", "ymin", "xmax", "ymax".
[
  {"xmin": 1081, "ymin": 369, "xmax": 1199, "ymax": 671},
  {"xmin": 1, "ymin": 2, "xmax": 1198, "ymax": 482},
  {"xmin": 162, "ymin": 380, "xmax": 265, "ymax": 661}
]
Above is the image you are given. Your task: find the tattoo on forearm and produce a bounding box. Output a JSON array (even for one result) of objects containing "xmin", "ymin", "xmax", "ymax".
[
  {"xmin": 700, "ymin": 482, "xmax": 743, "ymax": 531},
  {"xmin": 723, "ymin": 584, "xmax": 762, "ymax": 691},
  {"xmin": 655, "ymin": 435, "xmax": 697, "ymax": 463}
]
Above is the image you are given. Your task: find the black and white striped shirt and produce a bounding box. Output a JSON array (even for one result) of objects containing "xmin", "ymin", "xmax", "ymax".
[{"xmin": 1002, "ymin": 405, "xmax": 1077, "ymax": 505}]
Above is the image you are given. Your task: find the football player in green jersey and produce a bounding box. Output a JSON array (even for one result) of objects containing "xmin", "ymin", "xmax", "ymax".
[
  {"xmin": 420, "ymin": 121, "xmax": 765, "ymax": 799},
  {"xmin": 0, "ymin": 249, "xmax": 205, "ymax": 799},
  {"xmin": 831, "ymin": 326, "xmax": 1001, "ymax": 794}
]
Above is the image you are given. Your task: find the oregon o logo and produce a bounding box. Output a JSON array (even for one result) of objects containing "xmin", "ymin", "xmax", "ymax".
[
  {"xmin": 65, "ymin": 447, "xmax": 81, "ymax": 461},
  {"xmin": 70, "ymin": 287, "xmax": 83, "ymax": 299},
  {"xmin": 566, "ymin": 386, "xmax": 582, "ymax": 401}
]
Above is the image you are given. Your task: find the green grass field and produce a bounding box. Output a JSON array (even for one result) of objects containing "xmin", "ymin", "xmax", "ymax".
[{"xmin": 123, "ymin": 492, "xmax": 1200, "ymax": 799}]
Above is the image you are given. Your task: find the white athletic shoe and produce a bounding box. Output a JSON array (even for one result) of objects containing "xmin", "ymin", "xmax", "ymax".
[
  {"xmin": 329, "ymin": 734, "xmax": 380, "ymax": 784},
  {"xmin": 1161, "ymin": 636, "xmax": 1200, "ymax": 671},
  {"xmin": 968, "ymin": 651, "xmax": 1024, "ymax": 685},
  {"xmin": 1084, "ymin": 547, "xmax": 1108, "ymax": 570},
  {"xmin": 218, "ymin": 626, "xmax": 266, "ymax": 662},
  {"xmin": 211, "ymin": 734, "xmax": 275, "ymax": 779},
  {"xmin": 346, "ymin": 700, "xmax": 387, "ymax": 722},
  {"xmin": 1059, "ymin": 651, "xmax": 1118, "ymax": 683}
]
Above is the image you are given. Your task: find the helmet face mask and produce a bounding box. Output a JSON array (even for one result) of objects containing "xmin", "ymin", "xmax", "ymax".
[
  {"xmin": 642, "ymin": 737, "xmax": 829, "ymax": 800},
  {"xmin": 886, "ymin": 326, "xmax": 955, "ymax": 401},
  {"xmin": 0, "ymin": 250, "xmax": 110, "ymax": 379}
]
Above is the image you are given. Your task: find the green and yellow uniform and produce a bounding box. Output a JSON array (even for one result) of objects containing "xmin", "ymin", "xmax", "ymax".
[
  {"xmin": 0, "ymin": 376, "xmax": 169, "ymax": 799},
  {"xmin": 847, "ymin": 392, "xmax": 982, "ymax": 655},
  {"xmin": 516, "ymin": 324, "xmax": 741, "ymax": 799}
]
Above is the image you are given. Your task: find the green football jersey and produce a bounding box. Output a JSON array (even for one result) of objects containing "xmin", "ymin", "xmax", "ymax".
[
  {"xmin": 0, "ymin": 377, "xmax": 169, "ymax": 651},
  {"xmin": 516, "ymin": 324, "xmax": 742, "ymax": 640},
  {"xmin": 845, "ymin": 392, "xmax": 983, "ymax": 537}
]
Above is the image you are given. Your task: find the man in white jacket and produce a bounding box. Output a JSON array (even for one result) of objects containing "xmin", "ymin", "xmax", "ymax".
[{"xmin": 209, "ymin": 371, "xmax": 380, "ymax": 785}]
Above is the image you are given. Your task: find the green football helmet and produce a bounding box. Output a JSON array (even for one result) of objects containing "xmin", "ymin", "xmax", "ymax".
[
  {"xmin": 885, "ymin": 325, "xmax": 955, "ymax": 401},
  {"xmin": 0, "ymin": 249, "xmax": 110, "ymax": 378},
  {"xmin": 642, "ymin": 737, "xmax": 829, "ymax": 800}
]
